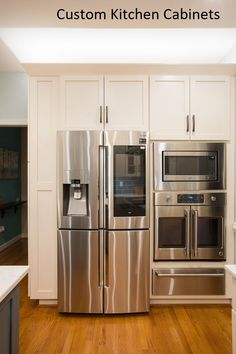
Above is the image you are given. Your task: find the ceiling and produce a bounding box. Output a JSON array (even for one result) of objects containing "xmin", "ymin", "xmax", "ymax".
[{"xmin": 1, "ymin": 0, "xmax": 236, "ymax": 72}]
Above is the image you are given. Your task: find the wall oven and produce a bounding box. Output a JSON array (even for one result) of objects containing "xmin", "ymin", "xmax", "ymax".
[
  {"xmin": 154, "ymin": 192, "xmax": 226, "ymax": 261},
  {"xmin": 153, "ymin": 142, "xmax": 225, "ymax": 191}
]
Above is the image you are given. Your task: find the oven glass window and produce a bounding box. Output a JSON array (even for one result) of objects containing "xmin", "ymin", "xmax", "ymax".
[
  {"xmin": 158, "ymin": 218, "xmax": 186, "ymax": 248},
  {"xmin": 163, "ymin": 153, "xmax": 217, "ymax": 180},
  {"xmin": 197, "ymin": 217, "xmax": 223, "ymax": 248},
  {"xmin": 113, "ymin": 145, "xmax": 146, "ymax": 217}
]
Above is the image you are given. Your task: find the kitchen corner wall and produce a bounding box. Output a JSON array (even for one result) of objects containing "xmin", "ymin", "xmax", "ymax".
[
  {"xmin": 0, "ymin": 72, "xmax": 27, "ymax": 124},
  {"xmin": 0, "ymin": 127, "xmax": 21, "ymax": 246}
]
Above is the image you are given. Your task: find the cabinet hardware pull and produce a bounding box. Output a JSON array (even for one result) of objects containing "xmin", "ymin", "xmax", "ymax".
[
  {"xmin": 192, "ymin": 115, "xmax": 195, "ymax": 132},
  {"xmin": 186, "ymin": 115, "xmax": 189, "ymax": 132},
  {"xmin": 100, "ymin": 105, "xmax": 103, "ymax": 123},
  {"xmin": 106, "ymin": 106, "xmax": 108, "ymax": 123}
]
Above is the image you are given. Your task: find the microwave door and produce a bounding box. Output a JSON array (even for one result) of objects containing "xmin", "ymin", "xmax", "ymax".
[{"xmin": 191, "ymin": 206, "xmax": 225, "ymax": 260}]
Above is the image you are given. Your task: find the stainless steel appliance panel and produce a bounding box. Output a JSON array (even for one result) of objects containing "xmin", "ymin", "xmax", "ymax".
[
  {"xmin": 104, "ymin": 131, "xmax": 149, "ymax": 230},
  {"xmin": 152, "ymin": 268, "xmax": 225, "ymax": 296},
  {"xmin": 154, "ymin": 192, "xmax": 226, "ymax": 261},
  {"xmin": 104, "ymin": 230, "xmax": 149, "ymax": 313},
  {"xmin": 154, "ymin": 205, "xmax": 190, "ymax": 260},
  {"xmin": 57, "ymin": 131, "xmax": 103, "ymax": 230},
  {"xmin": 58, "ymin": 230, "xmax": 103, "ymax": 313},
  {"xmin": 153, "ymin": 142, "xmax": 225, "ymax": 191}
]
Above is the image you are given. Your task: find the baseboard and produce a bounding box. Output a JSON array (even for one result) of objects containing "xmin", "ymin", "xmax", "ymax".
[{"xmin": 0, "ymin": 234, "xmax": 22, "ymax": 252}]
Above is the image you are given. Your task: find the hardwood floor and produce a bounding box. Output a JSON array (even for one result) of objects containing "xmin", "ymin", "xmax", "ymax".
[{"xmin": 0, "ymin": 239, "xmax": 232, "ymax": 354}]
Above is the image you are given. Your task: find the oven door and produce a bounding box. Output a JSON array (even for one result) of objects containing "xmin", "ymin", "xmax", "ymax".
[
  {"xmin": 154, "ymin": 205, "xmax": 190, "ymax": 260},
  {"xmin": 191, "ymin": 206, "xmax": 225, "ymax": 260}
]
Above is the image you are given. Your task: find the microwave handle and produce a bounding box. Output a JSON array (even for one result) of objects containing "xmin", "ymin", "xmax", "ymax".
[{"xmin": 184, "ymin": 209, "xmax": 190, "ymax": 258}]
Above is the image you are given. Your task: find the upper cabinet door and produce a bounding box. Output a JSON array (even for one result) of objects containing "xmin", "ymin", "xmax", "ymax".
[
  {"xmin": 60, "ymin": 76, "xmax": 103, "ymax": 130},
  {"xmin": 104, "ymin": 76, "xmax": 148, "ymax": 131},
  {"xmin": 150, "ymin": 76, "xmax": 190, "ymax": 140},
  {"xmin": 190, "ymin": 76, "xmax": 231, "ymax": 140}
]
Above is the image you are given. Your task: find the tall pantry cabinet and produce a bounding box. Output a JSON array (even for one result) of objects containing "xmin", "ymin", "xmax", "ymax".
[{"xmin": 28, "ymin": 77, "xmax": 58, "ymax": 299}]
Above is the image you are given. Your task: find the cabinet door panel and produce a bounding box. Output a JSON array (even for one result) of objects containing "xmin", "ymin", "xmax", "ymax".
[
  {"xmin": 60, "ymin": 76, "xmax": 103, "ymax": 130},
  {"xmin": 150, "ymin": 76, "xmax": 189, "ymax": 140},
  {"xmin": 190, "ymin": 76, "xmax": 230, "ymax": 140},
  {"xmin": 105, "ymin": 76, "xmax": 148, "ymax": 131}
]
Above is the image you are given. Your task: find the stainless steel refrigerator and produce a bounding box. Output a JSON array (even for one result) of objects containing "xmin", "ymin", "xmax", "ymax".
[{"xmin": 57, "ymin": 131, "xmax": 150, "ymax": 314}]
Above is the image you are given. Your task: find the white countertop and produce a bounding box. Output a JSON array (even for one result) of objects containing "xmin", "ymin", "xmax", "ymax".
[
  {"xmin": 225, "ymin": 265, "xmax": 236, "ymax": 279},
  {"xmin": 0, "ymin": 265, "xmax": 29, "ymax": 303}
]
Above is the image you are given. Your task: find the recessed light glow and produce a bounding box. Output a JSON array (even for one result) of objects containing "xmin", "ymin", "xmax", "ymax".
[{"xmin": 0, "ymin": 28, "xmax": 236, "ymax": 64}]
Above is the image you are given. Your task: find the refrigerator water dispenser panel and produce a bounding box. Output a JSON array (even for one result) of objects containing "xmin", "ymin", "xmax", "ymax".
[{"xmin": 63, "ymin": 183, "xmax": 89, "ymax": 216}]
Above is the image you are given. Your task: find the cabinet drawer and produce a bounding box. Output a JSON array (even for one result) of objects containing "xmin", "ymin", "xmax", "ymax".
[{"xmin": 152, "ymin": 268, "xmax": 225, "ymax": 296}]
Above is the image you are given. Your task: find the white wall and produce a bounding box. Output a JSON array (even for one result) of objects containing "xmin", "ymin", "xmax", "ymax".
[{"xmin": 0, "ymin": 72, "xmax": 28, "ymax": 124}]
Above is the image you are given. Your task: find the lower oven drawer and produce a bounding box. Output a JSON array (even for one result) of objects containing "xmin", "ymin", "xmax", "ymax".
[{"xmin": 152, "ymin": 268, "xmax": 225, "ymax": 296}]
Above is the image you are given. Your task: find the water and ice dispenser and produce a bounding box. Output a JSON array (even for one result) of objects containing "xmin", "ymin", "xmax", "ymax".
[{"xmin": 63, "ymin": 179, "xmax": 89, "ymax": 216}]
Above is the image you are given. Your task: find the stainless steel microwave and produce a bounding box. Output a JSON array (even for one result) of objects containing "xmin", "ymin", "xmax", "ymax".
[{"xmin": 153, "ymin": 142, "xmax": 225, "ymax": 191}]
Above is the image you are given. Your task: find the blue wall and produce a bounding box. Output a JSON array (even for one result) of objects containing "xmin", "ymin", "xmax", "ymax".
[{"xmin": 0, "ymin": 128, "xmax": 21, "ymax": 246}]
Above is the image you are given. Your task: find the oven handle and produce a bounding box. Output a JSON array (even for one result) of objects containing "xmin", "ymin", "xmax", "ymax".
[
  {"xmin": 192, "ymin": 209, "xmax": 198, "ymax": 257},
  {"xmin": 155, "ymin": 272, "xmax": 224, "ymax": 277},
  {"xmin": 184, "ymin": 209, "xmax": 190, "ymax": 258},
  {"xmin": 220, "ymin": 217, "xmax": 224, "ymax": 250}
]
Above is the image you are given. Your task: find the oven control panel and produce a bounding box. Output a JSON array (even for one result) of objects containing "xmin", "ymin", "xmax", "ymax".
[{"xmin": 177, "ymin": 194, "xmax": 204, "ymax": 204}]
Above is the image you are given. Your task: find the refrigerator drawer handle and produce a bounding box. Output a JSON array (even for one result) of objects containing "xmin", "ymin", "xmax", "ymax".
[
  {"xmin": 104, "ymin": 232, "xmax": 109, "ymax": 287},
  {"xmin": 155, "ymin": 272, "xmax": 224, "ymax": 277},
  {"xmin": 98, "ymin": 231, "xmax": 103, "ymax": 287}
]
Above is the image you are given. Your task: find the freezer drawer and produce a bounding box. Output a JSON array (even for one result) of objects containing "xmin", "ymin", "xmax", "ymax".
[
  {"xmin": 152, "ymin": 268, "xmax": 225, "ymax": 296},
  {"xmin": 104, "ymin": 230, "xmax": 150, "ymax": 313},
  {"xmin": 58, "ymin": 230, "xmax": 103, "ymax": 313}
]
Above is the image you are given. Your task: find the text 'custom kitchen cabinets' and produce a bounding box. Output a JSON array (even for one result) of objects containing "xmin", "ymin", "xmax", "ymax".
[
  {"xmin": 150, "ymin": 75, "xmax": 231, "ymax": 140},
  {"xmin": 60, "ymin": 76, "xmax": 148, "ymax": 131}
]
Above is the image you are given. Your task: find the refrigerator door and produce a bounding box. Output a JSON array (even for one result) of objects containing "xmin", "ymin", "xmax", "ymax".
[
  {"xmin": 58, "ymin": 230, "xmax": 103, "ymax": 313},
  {"xmin": 57, "ymin": 131, "xmax": 103, "ymax": 230},
  {"xmin": 104, "ymin": 230, "xmax": 150, "ymax": 314},
  {"xmin": 104, "ymin": 131, "xmax": 149, "ymax": 230}
]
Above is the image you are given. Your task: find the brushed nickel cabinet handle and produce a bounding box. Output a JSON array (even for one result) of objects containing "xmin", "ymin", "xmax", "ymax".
[
  {"xmin": 100, "ymin": 105, "xmax": 103, "ymax": 123},
  {"xmin": 192, "ymin": 115, "xmax": 195, "ymax": 132},
  {"xmin": 106, "ymin": 106, "xmax": 108, "ymax": 124},
  {"xmin": 186, "ymin": 115, "xmax": 189, "ymax": 132}
]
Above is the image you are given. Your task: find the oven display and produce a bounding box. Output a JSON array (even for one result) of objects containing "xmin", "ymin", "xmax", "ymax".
[{"xmin": 177, "ymin": 194, "xmax": 204, "ymax": 203}]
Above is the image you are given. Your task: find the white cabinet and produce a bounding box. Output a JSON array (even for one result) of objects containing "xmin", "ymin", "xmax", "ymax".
[
  {"xmin": 60, "ymin": 75, "xmax": 148, "ymax": 131},
  {"xmin": 150, "ymin": 75, "xmax": 231, "ymax": 140},
  {"xmin": 60, "ymin": 76, "xmax": 103, "ymax": 130},
  {"xmin": 150, "ymin": 76, "xmax": 189, "ymax": 140},
  {"xmin": 28, "ymin": 77, "xmax": 58, "ymax": 299},
  {"xmin": 105, "ymin": 76, "xmax": 148, "ymax": 130},
  {"xmin": 190, "ymin": 76, "xmax": 230, "ymax": 140}
]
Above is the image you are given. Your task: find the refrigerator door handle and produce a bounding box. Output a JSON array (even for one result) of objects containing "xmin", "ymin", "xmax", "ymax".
[
  {"xmin": 104, "ymin": 231, "xmax": 109, "ymax": 287},
  {"xmin": 99, "ymin": 146, "xmax": 104, "ymax": 228}
]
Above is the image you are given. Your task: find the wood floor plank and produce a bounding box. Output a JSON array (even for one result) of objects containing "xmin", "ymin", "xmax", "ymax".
[{"xmin": 0, "ymin": 239, "xmax": 232, "ymax": 354}]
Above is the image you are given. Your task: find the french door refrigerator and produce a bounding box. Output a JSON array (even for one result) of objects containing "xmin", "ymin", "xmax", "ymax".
[{"xmin": 57, "ymin": 131, "xmax": 150, "ymax": 314}]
